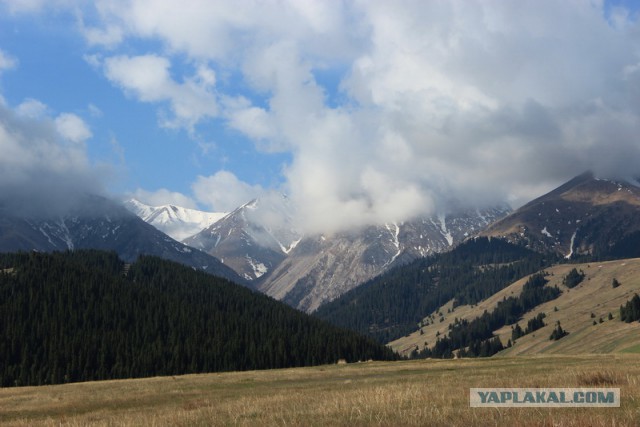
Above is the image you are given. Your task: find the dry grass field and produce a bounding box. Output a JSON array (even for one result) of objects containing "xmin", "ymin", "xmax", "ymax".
[
  {"xmin": 391, "ymin": 258, "xmax": 640, "ymax": 356},
  {"xmin": 0, "ymin": 354, "xmax": 638, "ymax": 426}
]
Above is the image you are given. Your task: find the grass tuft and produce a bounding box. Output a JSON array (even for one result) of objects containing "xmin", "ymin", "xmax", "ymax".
[{"xmin": 576, "ymin": 370, "xmax": 627, "ymax": 386}]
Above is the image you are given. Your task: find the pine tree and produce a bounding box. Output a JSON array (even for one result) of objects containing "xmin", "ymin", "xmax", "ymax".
[
  {"xmin": 549, "ymin": 321, "xmax": 569, "ymax": 340},
  {"xmin": 620, "ymin": 294, "xmax": 640, "ymax": 322},
  {"xmin": 511, "ymin": 324, "xmax": 524, "ymax": 341},
  {"xmin": 563, "ymin": 268, "xmax": 585, "ymax": 289}
]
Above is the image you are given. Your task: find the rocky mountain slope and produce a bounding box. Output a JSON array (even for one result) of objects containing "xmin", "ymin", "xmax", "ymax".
[
  {"xmin": 481, "ymin": 172, "xmax": 640, "ymax": 258},
  {"xmin": 259, "ymin": 207, "xmax": 511, "ymax": 312},
  {"xmin": 183, "ymin": 196, "xmax": 301, "ymax": 282},
  {"xmin": 313, "ymin": 237, "xmax": 550, "ymax": 343},
  {"xmin": 180, "ymin": 191, "xmax": 509, "ymax": 312}
]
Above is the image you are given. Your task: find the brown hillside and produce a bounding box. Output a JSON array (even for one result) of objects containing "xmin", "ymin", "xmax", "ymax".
[
  {"xmin": 390, "ymin": 258, "xmax": 640, "ymax": 356},
  {"xmin": 481, "ymin": 172, "xmax": 640, "ymax": 256}
]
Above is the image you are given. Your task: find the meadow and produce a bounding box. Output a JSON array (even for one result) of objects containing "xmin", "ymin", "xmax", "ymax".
[{"xmin": 1, "ymin": 354, "xmax": 638, "ymax": 426}]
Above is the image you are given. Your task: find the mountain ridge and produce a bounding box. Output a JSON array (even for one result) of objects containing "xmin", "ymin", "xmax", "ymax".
[
  {"xmin": 259, "ymin": 206, "xmax": 511, "ymax": 312},
  {"xmin": 137, "ymin": 194, "xmax": 510, "ymax": 311},
  {"xmin": 312, "ymin": 237, "xmax": 552, "ymax": 343},
  {"xmin": 124, "ymin": 198, "xmax": 227, "ymax": 241},
  {"xmin": 481, "ymin": 172, "xmax": 640, "ymax": 258},
  {"xmin": 183, "ymin": 196, "xmax": 302, "ymax": 282},
  {"xmin": 0, "ymin": 195, "xmax": 243, "ymax": 283}
]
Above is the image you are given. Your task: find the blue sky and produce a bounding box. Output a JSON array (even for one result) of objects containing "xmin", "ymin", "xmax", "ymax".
[
  {"xmin": 1, "ymin": 1, "xmax": 639, "ymax": 233},
  {"xmin": 0, "ymin": 7, "xmax": 289, "ymax": 203}
]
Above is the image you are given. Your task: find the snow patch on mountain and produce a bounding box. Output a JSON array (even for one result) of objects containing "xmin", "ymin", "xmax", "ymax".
[
  {"xmin": 246, "ymin": 256, "xmax": 268, "ymax": 279},
  {"xmin": 430, "ymin": 215, "xmax": 453, "ymax": 247},
  {"xmin": 284, "ymin": 237, "xmax": 302, "ymax": 254},
  {"xmin": 437, "ymin": 214, "xmax": 454, "ymax": 246},
  {"xmin": 566, "ymin": 230, "xmax": 577, "ymax": 259},
  {"xmin": 384, "ymin": 222, "xmax": 401, "ymax": 266}
]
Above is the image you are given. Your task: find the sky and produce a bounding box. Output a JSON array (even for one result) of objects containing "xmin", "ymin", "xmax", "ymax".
[{"xmin": 0, "ymin": 0, "xmax": 639, "ymax": 233}]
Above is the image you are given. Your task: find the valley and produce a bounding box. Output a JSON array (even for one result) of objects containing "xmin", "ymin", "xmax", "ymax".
[
  {"xmin": 1, "ymin": 175, "xmax": 640, "ymax": 426},
  {"xmin": 118, "ymin": 172, "xmax": 640, "ymax": 317},
  {"xmin": 2, "ymin": 173, "xmax": 640, "ymax": 386},
  {"xmin": 3, "ymin": 3, "xmax": 640, "ymax": 425}
]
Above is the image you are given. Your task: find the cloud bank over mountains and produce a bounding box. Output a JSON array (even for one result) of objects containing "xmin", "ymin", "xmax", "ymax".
[
  {"xmin": 2, "ymin": 1, "xmax": 640, "ymax": 233},
  {"xmin": 0, "ymin": 98, "xmax": 104, "ymax": 216}
]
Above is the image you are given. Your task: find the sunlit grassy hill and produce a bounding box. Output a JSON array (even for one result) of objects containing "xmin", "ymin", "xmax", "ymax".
[{"xmin": 390, "ymin": 259, "xmax": 640, "ymax": 356}]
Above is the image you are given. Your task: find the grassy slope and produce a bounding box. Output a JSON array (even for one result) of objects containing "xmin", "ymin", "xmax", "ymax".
[
  {"xmin": 1, "ymin": 355, "xmax": 638, "ymax": 426},
  {"xmin": 390, "ymin": 258, "xmax": 640, "ymax": 357}
]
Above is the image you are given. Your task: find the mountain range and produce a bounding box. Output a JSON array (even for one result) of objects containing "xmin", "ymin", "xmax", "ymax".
[
  {"xmin": 0, "ymin": 195, "xmax": 243, "ymax": 283},
  {"xmin": 3, "ymin": 171, "xmax": 640, "ymax": 318},
  {"xmin": 159, "ymin": 196, "xmax": 510, "ymax": 312},
  {"xmin": 122, "ymin": 171, "xmax": 640, "ymax": 312},
  {"xmin": 313, "ymin": 172, "xmax": 640, "ymax": 356},
  {"xmin": 256, "ymin": 207, "xmax": 510, "ymax": 312}
]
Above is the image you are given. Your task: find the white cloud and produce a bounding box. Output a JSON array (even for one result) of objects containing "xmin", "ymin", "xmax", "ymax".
[
  {"xmin": 130, "ymin": 188, "xmax": 197, "ymax": 209},
  {"xmin": 55, "ymin": 113, "xmax": 92, "ymax": 143},
  {"xmin": 103, "ymin": 54, "xmax": 218, "ymax": 130},
  {"xmin": 16, "ymin": 98, "xmax": 48, "ymax": 118},
  {"xmin": 192, "ymin": 170, "xmax": 262, "ymax": 212},
  {"xmin": 0, "ymin": 49, "xmax": 17, "ymax": 73},
  {"xmin": 90, "ymin": 0, "xmax": 361, "ymax": 62},
  {"xmin": 92, "ymin": 0, "xmax": 640, "ymax": 232},
  {"xmin": 83, "ymin": 53, "xmax": 102, "ymax": 69},
  {"xmin": 82, "ymin": 25, "xmax": 124, "ymax": 48},
  {"xmin": 88, "ymin": 103, "xmax": 103, "ymax": 117},
  {"xmin": 11, "ymin": 1, "xmax": 640, "ymax": 232},
  {"xmin": 104, "ymin": 55, "xmax": 171, "ymax": 101},
  {"xmin": 223, "ymin": 96, "xmax": 275, "ymax": 142},
  {"xmin": 0, "ymin": 0, "xmax": 49, "ymax": 13}
]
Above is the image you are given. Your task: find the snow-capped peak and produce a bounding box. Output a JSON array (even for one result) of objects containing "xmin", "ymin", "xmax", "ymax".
[{"xmin": 124, "ymin": 199, "xmax": 227, "ymax": 241}]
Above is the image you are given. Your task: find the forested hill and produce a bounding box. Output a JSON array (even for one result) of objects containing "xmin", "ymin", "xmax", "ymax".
[
  {"xmin": 314, "ymin": 237, "xmax": 555, "ymax": 344},
  {"xmin": 0, "ymin": 250, "xmax": 396, "ymax": 387}
]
